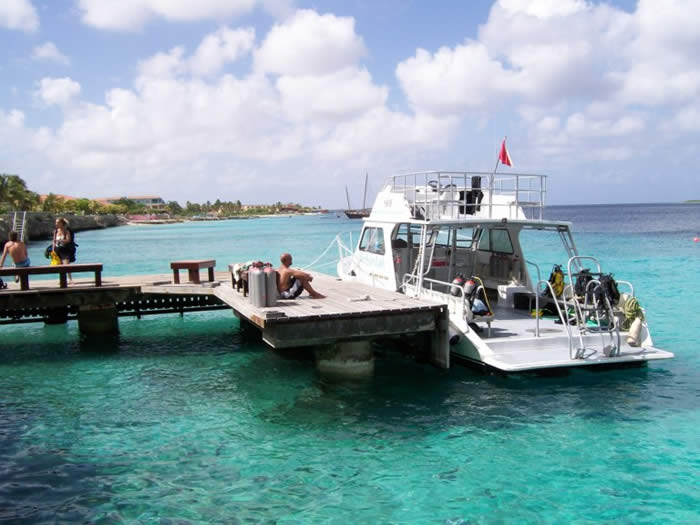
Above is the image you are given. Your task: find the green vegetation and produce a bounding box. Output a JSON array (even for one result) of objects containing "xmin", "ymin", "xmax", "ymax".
[
  {"xmin": 0, "ymin": 173, "xmax": 322, "ymax": 217},
  {"xmin": 178, "ymin": 199, "xmax": 321, "ymax": 217},
  {"xmin": 684, "ymin": 200, "xmax": 700, "ymax": 203},
  {"xmin": 0, "ymin": 174, "xmax": 40, "ymax": 211}
]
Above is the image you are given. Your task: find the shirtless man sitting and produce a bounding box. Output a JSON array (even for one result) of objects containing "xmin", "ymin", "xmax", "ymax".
[
  {"xmin": 1, "ymin": 231, "xmax": 31, "ymax": 281},
  {"xmin": 277, "ymin": 253, "xmax": 325, "ymax": 299}
]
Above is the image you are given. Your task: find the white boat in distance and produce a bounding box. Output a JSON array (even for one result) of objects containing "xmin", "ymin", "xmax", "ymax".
[{"xmin": 336, "ymin": 170, "xmax": 674, "ymax": 372}]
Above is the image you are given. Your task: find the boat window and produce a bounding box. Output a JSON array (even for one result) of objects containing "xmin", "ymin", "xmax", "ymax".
[
  {"xmin": 454, "ymin": 227, "xmax": 476, "ymax": 248},
  {"xmin": 434, "ymin": 229, "xmax": 451, "ymax": 247},
  {"xmin": 478, "ymin": 228, "xmax": 513, "ymax": 254},
  {"xmin": 392, "ymin": 224, "xmax": 428, "ymax": 248},
  {"xmin": 359, "ymin": 227, "xmax": 385, "ymax": 255},
  {"xmin": 392, "ymin": 224, "xmax": 409, "ymax": 248}
]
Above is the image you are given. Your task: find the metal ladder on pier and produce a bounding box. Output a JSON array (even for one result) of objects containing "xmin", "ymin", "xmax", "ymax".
[{"xmin": 11, "ymin": 211, "xmax": 27, "ymax": 241}]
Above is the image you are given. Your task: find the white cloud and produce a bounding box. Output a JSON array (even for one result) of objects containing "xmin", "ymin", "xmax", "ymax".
[
  {"xmin": 498, "ymin": 0, "xmax": 589, "ymax": 19},
  {"xmin": 35, "ymin": 77, "xmax": 81, "ymax": 106},
  {"xmin": 255, "ymin": 10, "xmax": 366, "ymax": 76},
  {"xmin": 1, "ymin": 109, "xmax": 26, "ymax": 128},
  {"xmin": 136, "ymin": 27, "xmax": 255, "ymax": 79},
  {"xmin": 396, "ymin": 43, "xmax": 514, "ymax": 116},
  {"xmin": 565, "ymin": 113, "xmax": 645, "ymax": 137},
  {"xmin": 77, "ymin": 0, "xmax": 260, "ymax": 31},
  {"xmin": 277, "ymin": 67, "xmax": 387, "ymax": 121},
  {"xmin": 316, "ymin": 108, "xmax": 457, "ymax": 161},
  {"xmin": 190, "ymin": 27, "xmax": 255, "ymax": 76},
  {"xmin": 669, "ymin": 105, "xmax": 700, "ymax": 132},
  {"xmin": 32, "ymin": 42, "xmax": 70, "ymax": 65},
  {"xmin": 0, "ymin": 0, "xmax": 38, "ymax": 32},
  {"xmin": 536, "ymin": 116, "xmax": 560, "ymax": 132},
  {"xmin": 13, "ymin": 16, "xmax": 446, "ymax": 202},
  {"xmin": 5, "ymin": 4, "xmax": 700, "ymax": 205}
]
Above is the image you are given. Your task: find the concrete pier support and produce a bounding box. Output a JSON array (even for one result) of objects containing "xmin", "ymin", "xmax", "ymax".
[
  {"xmin": 78, "ymin": 304, "xmax": 119, "ymax": 335},
  {"xmin": 429, "ymin": 308, "xmax": 450, "ymax": 369},
  {"xmin": 315, "ymin": 340, "xmax": 374, "ymax": 379}
]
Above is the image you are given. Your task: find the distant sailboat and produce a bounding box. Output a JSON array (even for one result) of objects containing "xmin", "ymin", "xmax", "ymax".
[{"xmin": 345, "ymin": 173, "xmax": 371, "ymax": 219}]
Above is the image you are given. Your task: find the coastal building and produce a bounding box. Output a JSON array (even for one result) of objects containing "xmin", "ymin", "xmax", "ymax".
[
  {"xmin": 38, "ymin": 193, "xmax": 79, "ymax": 203},
  {"xmin": 95, "ymin": 195, "xmax": 166, "ymax": 210}
]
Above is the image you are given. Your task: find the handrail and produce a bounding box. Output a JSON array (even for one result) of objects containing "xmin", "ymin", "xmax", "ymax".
[
  {"xmin": 616, "ymin": 279, "xmax": 635, "ymax": 297},
  {"xmin": 384, "ymin": 170, "xmax": 547, "ymax": 221},
  {"xmin": 525, "ymin": 260, "xmax": 542, "ymax": 291},
  {"xmin": 402, "ymin": 273, "xmax": 473, "ymax": 330},
  {"xmin": 534, "ymin": 280, "xmax": 574, "ymax": 358},
  {"xmin": 566, "ymin": 255, "xmax": 601, "ymax": 285}
]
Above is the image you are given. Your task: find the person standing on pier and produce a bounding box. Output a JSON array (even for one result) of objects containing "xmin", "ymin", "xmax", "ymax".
[
  {"xmin": 277, "ymin": 253, "xmax": 325, "ymax": 299},
  {"xmin": 1, "ymin": 231, "xmax": 31, "ymax": 280},
  {"xmin": 53, "ymin": 218, "xmax": 77, "ymax": 283}
]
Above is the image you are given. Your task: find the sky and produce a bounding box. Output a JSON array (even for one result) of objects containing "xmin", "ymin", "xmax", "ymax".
[{"xmin": 0, "ymin": 0, "xmax": 698, "ymax": 207}]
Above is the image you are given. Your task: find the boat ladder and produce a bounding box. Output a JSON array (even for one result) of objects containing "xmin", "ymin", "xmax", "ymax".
[
  {"xmin": 11, "ymin": 211, "xmax": 27, "ymax": 242},
  {"xmin": 564, "ymin": 256, "xmax": 621, "ymax": 358}
]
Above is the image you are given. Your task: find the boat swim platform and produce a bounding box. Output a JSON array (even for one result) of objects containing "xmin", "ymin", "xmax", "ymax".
[{"xmin": 0, "ymin": 271, "xmax": 449, "ymax": 361}]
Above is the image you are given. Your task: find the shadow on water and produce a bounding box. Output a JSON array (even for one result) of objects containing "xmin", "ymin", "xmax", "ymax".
[
  {"xmin": 0, "ymin": 434, "xmax": 113, "ymax": 523},
  {"xmin": 247, "ymin": 345, "xmax": 688, "ymax": 436}
]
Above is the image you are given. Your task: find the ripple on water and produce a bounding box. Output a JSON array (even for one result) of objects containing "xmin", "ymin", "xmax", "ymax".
[{"xmin": 1, "ymin": 210, "xmax": 700, "ymax": 522}]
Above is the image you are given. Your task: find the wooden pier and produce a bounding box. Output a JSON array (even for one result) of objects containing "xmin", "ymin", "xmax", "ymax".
[{"xmin": 0, "ymin": 268, "xmax": 450, "ymax": 371}]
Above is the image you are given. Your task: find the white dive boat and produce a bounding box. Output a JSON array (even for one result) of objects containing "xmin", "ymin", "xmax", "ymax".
[{"xmin": 337, "ymin": 171, "xmax": 674, "ymax": 372}]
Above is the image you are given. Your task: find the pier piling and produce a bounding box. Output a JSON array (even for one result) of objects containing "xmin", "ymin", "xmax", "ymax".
[{"xmin": 78, "ymin": 304, "xmax": 119, "ymax": 335}]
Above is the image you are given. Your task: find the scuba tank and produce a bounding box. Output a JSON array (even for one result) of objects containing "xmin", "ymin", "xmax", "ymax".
[
  {"xmin": 450, "ymin": 274, "xmax": 465, "ymax": 296},
  {"xmin": 465, "ymin": 276, "xmax": 491, "ymax": 315},
  {"xmin": 463, "ymin": 278, "xmax": 477, "ymax": 302},
  {"xmin": 264, "ymin": 266, "xmax": 278, "ymax": 306},
  {"xmin": 627, "ymin": 318, "xmax": 642, "ymax": 347},
  {"xmin": 249, "ymin": 266, "xmax": 266, "ymax": 307},
  {"xmin": 547, "ymin": 264, "xmax": 564, "ymax": 297}
]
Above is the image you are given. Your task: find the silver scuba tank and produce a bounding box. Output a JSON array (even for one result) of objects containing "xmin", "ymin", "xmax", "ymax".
[
  {"xmin": 249, "ymin": 266, "xmax": 266, "ymax": 307},
  {"xmin": 463, "ymin": 278, "xmax": 476, "ymax": 299},
  {"xmin": 264, "ymin": 266, "xmax": 278, "ymax": 306}
]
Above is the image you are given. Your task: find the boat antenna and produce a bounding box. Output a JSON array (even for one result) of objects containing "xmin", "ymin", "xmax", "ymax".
[
  {"xmin": 362, "ymin": 172, "xmax": 368, "ymax": 209},
  {"xmin": 345, "ymin": 184, "xmax": 351, "ymax": 209}
]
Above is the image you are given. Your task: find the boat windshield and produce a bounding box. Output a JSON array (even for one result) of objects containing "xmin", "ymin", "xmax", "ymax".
[{"xmin": 519, "ymin": 227, "xmax": 574, "ymax": 285}]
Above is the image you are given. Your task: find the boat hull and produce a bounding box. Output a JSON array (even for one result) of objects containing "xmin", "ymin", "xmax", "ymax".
[
  {"xmin": 344, "ymin": 209, "xmax": 371, "ymax": 219},
  {"xmin": 450, "ymin": 325, "xmax": 674, "ymax": 373}
]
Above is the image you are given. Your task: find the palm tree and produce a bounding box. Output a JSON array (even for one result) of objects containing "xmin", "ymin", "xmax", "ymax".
[{"xmin": 0, "ymin": 174, "xmax": 40, "ymax": 211}]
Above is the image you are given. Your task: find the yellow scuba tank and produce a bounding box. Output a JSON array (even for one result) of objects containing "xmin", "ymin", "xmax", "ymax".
[{"xmin": 548, "ymin": 264, "xmax": 564, "ymax": 297}]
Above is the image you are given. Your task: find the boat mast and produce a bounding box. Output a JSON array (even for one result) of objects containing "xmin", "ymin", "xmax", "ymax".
[
  {"xmin": 362, "ymin": 172, "xmax": 368, "ymax": 209},
  {"xmin": 345, "ymin": 185, "xmax": 351, "ymax": 209}
]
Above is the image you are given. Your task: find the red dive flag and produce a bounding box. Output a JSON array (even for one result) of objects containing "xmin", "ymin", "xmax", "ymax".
[{"xmin": 498, "ymin": 138, "xmax": 513, "ymax": 167}]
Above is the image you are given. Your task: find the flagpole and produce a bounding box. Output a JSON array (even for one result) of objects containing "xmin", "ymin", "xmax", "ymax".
[
  {"xmin": 493, "ymin": 135, "xmax": 506, "ymax": 175},
  {"xmin": 489, "ymin": 136, "xmax": 507, "ymax": 219}
]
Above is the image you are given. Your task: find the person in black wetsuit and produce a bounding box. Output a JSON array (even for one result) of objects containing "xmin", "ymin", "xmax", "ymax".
[{"xmin": 53, "ymin": 217, "xmax": 76, "ymax": 282}]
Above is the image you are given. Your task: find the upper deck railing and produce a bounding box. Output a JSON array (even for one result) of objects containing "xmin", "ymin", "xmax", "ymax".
[{"xmin": 383, "ymin": 171, "xmax": 547, "ymax": 221}]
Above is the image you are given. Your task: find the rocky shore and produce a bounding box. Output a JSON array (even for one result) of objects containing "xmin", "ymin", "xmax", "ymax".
[{"xmin": 0, "ymin": 212, "xmax": 127, "ymax": 243}]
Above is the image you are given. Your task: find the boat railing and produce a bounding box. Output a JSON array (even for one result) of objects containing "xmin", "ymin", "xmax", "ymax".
[
  {"xmin": 534, "ymin": 279, "xmax": 575, "ymax": 357},
  {"xmin": 384, "ymin": 170, "xmax": 547, "ymax": 221},
  {"xmin": 525, "ymin": 260, "xmax": 542, "ymax": 292},
  {"xmin": 402, "ymin": 273, "xmax": 490, "ymax": 334}
]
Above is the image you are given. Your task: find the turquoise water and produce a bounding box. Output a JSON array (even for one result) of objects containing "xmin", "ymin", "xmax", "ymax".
[{"xmin": 2, "ymin": 205, "xmax": 699, "ymax": 523}]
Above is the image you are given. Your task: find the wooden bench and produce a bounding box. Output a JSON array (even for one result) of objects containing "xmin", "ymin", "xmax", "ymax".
[
  {"xmin": 171, "ymin": 259, "xmax": 216, "ymax": 284},
  {"xmin": 0, "ymin": 263, "xmax": 103, "ymax": 291}
]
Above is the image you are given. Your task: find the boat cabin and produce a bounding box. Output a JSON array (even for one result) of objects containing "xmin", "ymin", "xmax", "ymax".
[{"xmin": 341, "ymin": 170, "xmax": 570, "ymax": 298}]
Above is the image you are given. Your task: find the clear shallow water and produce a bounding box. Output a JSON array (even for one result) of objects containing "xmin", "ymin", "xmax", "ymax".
[{"xmin": 1, "ymin": 205, "xmax": 699, "ymax": 523}]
